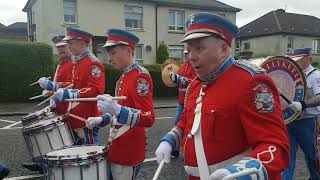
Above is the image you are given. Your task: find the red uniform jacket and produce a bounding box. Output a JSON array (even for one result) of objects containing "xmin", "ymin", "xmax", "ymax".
[
  {"xmin": 177, "ymin": 59, "xmax": 289, "ymax": 179},
  {"xmin": 53, "ymin": 58, "xmax": 73, "ymax": 115},
  {"xmin": 107, "ymin": 63, "xmax": 155, "ymax": 166},
  {"xmin": 177, "ymin": 63, "xmax": 196, "ymax": 105},
  {"xmin": 67, "ymin": 51, "xmax": 105, "ymax": 129}
]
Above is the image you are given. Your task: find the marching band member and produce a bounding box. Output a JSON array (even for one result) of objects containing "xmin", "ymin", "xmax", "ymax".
[
  {"xmin": 52, "ymin": 27, "xmax": 105, "ymax": 145},
  {"xmin": 283, "ymin": 48, "xmax": 320, "ymax": 180},
  {"xmin": 86, "ymin": 29, "xmax": 155, "ymax": 180},
  {"xmin": 37, "ymin": 35, "xmax": 73, "ymax": 114},
  {"xmin": 155, "ymin": 12, "xmax": 289, "ymax": 180},
  {"xmin": 170, "ymin": 48, "xmax": 196, "ymax": 125},
  {"xmin": 170, "ymin": 48, "xmax": 196, "ymax": 158},
  {"xmin": 23, "ymin": 35, "xmax": 73, "ymax": 172}
]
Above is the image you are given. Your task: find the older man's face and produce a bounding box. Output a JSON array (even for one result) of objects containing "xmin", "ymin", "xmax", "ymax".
[
  {"xmin": 187, "ymin": 36, "xmax": 227, "ymax": 80},
  {"xmin": 56, "ymin": 45, "xmax": 71, "ymax": 60}
]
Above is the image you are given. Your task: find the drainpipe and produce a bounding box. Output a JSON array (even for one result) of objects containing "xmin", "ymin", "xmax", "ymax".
[{"xmin": 155, "ymin": 2, "xmax": 158, "ymax": 61}]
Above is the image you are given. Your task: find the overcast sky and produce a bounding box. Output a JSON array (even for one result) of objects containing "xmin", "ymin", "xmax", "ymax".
[{"xmin": 1, "ymin": 0, "xmax": 320, "ymax": 27}]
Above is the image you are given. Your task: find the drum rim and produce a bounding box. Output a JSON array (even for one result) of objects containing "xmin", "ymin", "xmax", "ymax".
[
  {"xmin": 261, "ymin": 56, "xmax": 307, "ymax": 124},
  {"xmin": 44, "ymin": 145, "xmax": 107, "ymax": 167},
  {"xmin": 22, "ymin": 116, "xmax": 65, "ymax": 135}
]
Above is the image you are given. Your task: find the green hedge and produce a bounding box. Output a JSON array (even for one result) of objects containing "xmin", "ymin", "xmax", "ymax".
[
  {"xmin": 0, "ymin": 41, "xmax": 54, "ymax": 102},
  {"xmin": 104, "ymin": 63, "xmax": 178, "ymax": 97}
]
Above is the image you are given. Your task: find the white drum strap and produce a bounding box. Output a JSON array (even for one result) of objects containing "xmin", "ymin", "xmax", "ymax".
[
  {"xmin": 191, "ymin": 87, "xmax": 210, "ymax": 180},
  {"xmin": 108, "ymin": 116, "xmax": 130, "ymax": 143}
]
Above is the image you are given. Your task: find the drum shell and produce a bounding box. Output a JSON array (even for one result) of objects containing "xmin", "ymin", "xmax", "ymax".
[
  {"xmin": 44, "ymin": 145, "xmax": 109, "ymax": 180},
  {"xmin": 23, "ymin": 117, "xmax": 74, "ymax": 160}
]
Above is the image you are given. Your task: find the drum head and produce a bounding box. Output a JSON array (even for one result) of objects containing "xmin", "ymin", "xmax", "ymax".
[
  {"xmin": 161, "ymin": 63, "xmax": 180, "ymax": 87},
  {"xmin": 46, "ymin": 145, "xmax": 106, "ymax": 160},
  {"xmin": 261, "ymin": 56, "xmax": 307, "ymax": 124}
]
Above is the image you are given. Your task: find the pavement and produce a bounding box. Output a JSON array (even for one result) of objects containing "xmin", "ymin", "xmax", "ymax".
[{"xmin": 0, "ymin": 98, "xmax": 312, "ymax": 179}]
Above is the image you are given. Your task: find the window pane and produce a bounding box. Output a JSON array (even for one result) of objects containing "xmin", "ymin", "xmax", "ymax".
[
  {"xmin": 135, "ymin": 45, "xmax": 143, "ymax": 60},
  {"xmin": 169, "ymin": 45, "xmax": 184, "ymax": 59},
  {"xmin": 63, "ymin": 0, "xmax": 76, "ymax": 23},
  {"xmin": 169, "ymin": 11, "xmax": 175, "ymax": 25},
  {"xmin": 125, "ymin": 5, "xmax": 143, "ymax": 29},
  {"xmin": 177, "ymin": 12, "xmax": 184, "ymax": 26}
]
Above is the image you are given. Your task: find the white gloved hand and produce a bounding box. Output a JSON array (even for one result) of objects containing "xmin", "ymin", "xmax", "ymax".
[
  {"xmin": 155, "ymin": 141, "xmax": 172, "ymax": 164},
  {"xmin": 170, "ymin": 72, "xmax": 178, "ymax": 83},
  {"xmin": 97, "ymin": 94, "xmax": 121, "ymax": 115},
  {"xmin": 86, "ymin": 117, "xmax": 103, "ymax": 128},
  {"xmin": 41, "ymin": 90, "xmax": 51, "ymax": 97},
  {"xmin": 288, "ymin": 101, "xmax": 303, "ymax": 112},
  {"xmin": 38, "ymin": 77, "xmax": 50, "ymax": 89}
]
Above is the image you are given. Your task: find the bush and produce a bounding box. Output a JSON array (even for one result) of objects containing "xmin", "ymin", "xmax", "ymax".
[
  {"xmin": 0, "ymin": 41, "xmax": 54, "ymax": 102},
  {"xmin": 156, "ymin": 42, "xmax": 169, "ymax": 64}
]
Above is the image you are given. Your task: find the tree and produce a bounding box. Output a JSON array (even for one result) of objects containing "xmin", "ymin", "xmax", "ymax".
[{"xmin": 157, "ymin": 41, "xmax": 169, "ymax": 64}]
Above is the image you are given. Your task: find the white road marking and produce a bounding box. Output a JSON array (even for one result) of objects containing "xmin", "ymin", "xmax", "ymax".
[
  {"xmin": 0, "ymin": 119, "xmax": 16, "ymax": 123},
  {"xmin": 155, "ymin": 117, "xmax": 173, "ymax": 120},
  {"xmin": 4, "ymin": 174, "xmax": 44, "ymax": 180},
  {"xmin": 1, "ymin": 121, "xmax": 22, "ymax": 129}
]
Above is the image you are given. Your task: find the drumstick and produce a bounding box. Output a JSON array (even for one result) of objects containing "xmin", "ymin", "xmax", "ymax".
[
  {"xmin": 67, "ymin": 113, "xmax": 87, "ymax": 123},
  {"xmin": 29, "ymin": 77, "xmax": 51, "ymax": 86},
  {"xmin": 37, "ymin": 84, "xmax": 73, "ymax": 106},
  {"xmin": 277, "ymin": 88, "xmax": 292, "ymax": 104},
  {"xmin": 29, "ymin": 94, "xmax": 46, "ymax": 100},
  {"xmin": 152, "ymin": 160, "xmax": 165, "ymax": 180},
  {"xmin": 219, "ymin": 168, "xmax": 259, "ymax": 180},
  {"xmin": 65, "ymin": 96, "xmax": 127, "ymax": 102}
]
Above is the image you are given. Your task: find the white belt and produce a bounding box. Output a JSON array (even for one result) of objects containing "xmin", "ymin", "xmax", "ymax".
[
  {"xmin": 179, "ymin": 88, "xmax": 187, "ymax": 92},
  {"xmin": 184, "ymin": 149, "xmax": 251, "ymax": 177}
]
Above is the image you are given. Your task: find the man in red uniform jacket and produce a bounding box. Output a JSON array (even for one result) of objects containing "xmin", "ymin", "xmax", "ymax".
[
  {"xmin": 23, "ymin": 35, "xmax": 74, "ymax": 173},
  {"xmin": 38, "ymin": 35, "xmax": 73, "ymax": 115},
  {"xmin": 155, "ymin": 12, "xmax": 289, "ymax": 180},
  {"xmin": 86, "ymin": 29, "xmax": 155, "ymax": 180},
  {"xmin": 52, "ymin": 27, "xmax": 105, "ymax": 145},
  {"xmin": 170, "ymin": 49, "xmax": 196, "ymax": 125}
]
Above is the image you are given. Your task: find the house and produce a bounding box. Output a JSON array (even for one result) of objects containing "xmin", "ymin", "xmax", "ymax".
[
  {"xmin": 22, "ymin": 0, "xmax": 240, "ymax": 64},
  {"xmin": 0, "ymin": 22, "xmax": 28, "ymax": 41},
  {"xmin": 237, "ymin": 9, "xmax": 320, "ymax": 61}
]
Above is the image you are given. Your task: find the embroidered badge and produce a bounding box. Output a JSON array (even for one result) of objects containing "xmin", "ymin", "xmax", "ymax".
[
  {"xmin": 254, "ymin": 84, "xmax": 275, "ymax": 113},
  {"xmin": 137, "ymin": 78, "xmax": 149, "ymax": 96},
  {"xmin": 91, "ymin": 65, "xmax": 101, "ymax": 78}
]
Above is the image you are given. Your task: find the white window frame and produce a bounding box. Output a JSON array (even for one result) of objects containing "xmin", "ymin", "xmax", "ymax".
[
  {"xmin": 168, "ymin": 45, "xmax": 184, "ymax": 60},
  {"xmin": 313, "ymin": 39, "xmax": 320, "ymax": 54},
  {"xmin": 63, "ymin": 0, "xmax": 77, "ymax": 24},
  {"xmin": 124, "ymin": 5, "xmax": 143, "ymax": 30},
  {"xmin": 287, "ymin": 37, "xmax": 294, "ymax": 53},
  {"xmin": 135, "ymin": 44, "xmax": 144, "ymax": 64},
  {"xmin": 168, "ymin": 10, "xmax": 184, "ymax": 32}
]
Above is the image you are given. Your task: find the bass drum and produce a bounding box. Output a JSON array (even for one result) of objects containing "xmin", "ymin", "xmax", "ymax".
[{"xmin": 247, "ymin": 56, "xmax": 307, "ymax": 124}]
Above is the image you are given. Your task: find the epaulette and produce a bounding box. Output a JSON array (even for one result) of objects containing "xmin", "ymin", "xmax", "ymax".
[
  {"xmin": 136, "ymin": 65, "xmax": 150, "ymax": 75},
  {"xmin": 234, "ymin": 60, "xmax": 266, "ymax": 76},
  {"xmin": 88, "ymin": 52, "xmax": 100, "ymax": 62}
]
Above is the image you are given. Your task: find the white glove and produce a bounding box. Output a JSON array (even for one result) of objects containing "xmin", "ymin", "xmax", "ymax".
[
  {"xmin": 97, "ymin": 94, "xmax": 121, "ymax": 115},
  {"xmin": 38, "ymin": 77, "xmax": 50, "ymax": 90},
  {"xmin": 210, "ymin": 157, "xmax": 267, "ymax": 180},
  {"xmin": 288, "ymin": 101, "xmax": 303, "ymax": 112},
  {"xmin": 86, "ymin": 117, "xmax": 103, "ymax": 128},
  {"xmin": 155, "ymin": 141, "xmax": 172, "ymax": 164},
  {"xmin": 170, "ymin": 72, "xmax": 178, "ymax": 83},
  {"xmin": 42, "ymin": 90, "xmax": 51, "ymax": 97}
]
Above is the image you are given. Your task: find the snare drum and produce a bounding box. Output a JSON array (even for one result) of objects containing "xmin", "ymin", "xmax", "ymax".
[
  {"xmin": 22, "ymin": 108, "xmax": 57, "ymax": 127},
  {"xmin": 44, "ymin": 145, "xmax": 109, "ymax": 180},
  {"xmin": 23, "ymin": 116, "xmax": 74, "ymax": 160}
]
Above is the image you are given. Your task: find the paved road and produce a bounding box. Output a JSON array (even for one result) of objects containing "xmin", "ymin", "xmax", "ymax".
[{"xmin": 0, "ymin": 100, "xmax": 312, "ymax": 179}]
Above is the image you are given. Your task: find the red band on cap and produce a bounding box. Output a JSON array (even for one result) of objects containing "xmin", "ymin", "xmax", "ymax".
[
  {"xmin": 67, "ymin": 32, "xmax": 91, "ymax": 43},
  {"xmin": 107, "ymin": 35, "xmax": 136, "ymax": 49},
  {"xmin": 188, "ymin": 24, "xmax": 233, "ymax": 46},
  {"xmin": 53, "ymin": 39, "xmax": 67, "ymax": 44}
]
